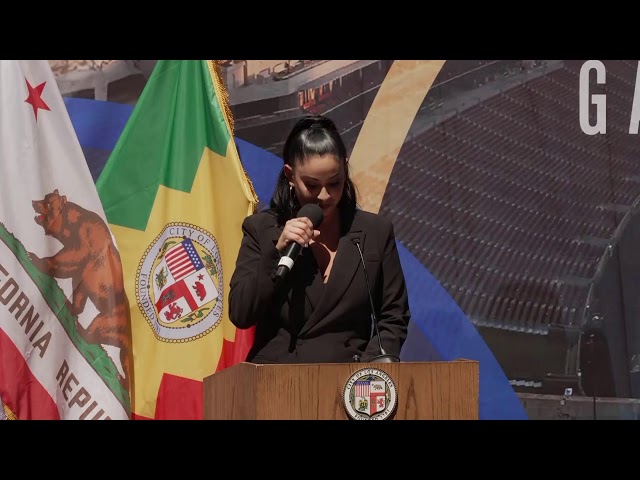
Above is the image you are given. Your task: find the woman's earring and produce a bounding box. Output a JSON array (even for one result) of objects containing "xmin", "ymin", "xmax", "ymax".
[{"xmin": 289, "ymin": 184, "xmax": 298, "ymax": 210}]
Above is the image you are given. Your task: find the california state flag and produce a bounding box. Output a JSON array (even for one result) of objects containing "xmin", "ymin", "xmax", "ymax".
[{"xmin": 0, "ymin": 60, "xmax": 131, "ymax": 420}]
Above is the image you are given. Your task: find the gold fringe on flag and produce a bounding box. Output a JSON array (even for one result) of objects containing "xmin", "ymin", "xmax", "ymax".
[
  {"xmin": 208, "ymin": 60, "xmax": 235, "ymax": 136},
  {"xmin": 207, "ymin": 60, "xmax": 259, "ymax": 213},
  {"xmin": 2, "ymin": 401, "xmax": 17, "ymax": 420}
]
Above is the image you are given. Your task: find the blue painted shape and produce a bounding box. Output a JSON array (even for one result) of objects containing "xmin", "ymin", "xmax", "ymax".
[
  {"xmin": 397, "ymin": 242, "xmax": 527, "ymax": 419},
  {"xmin": 64, "ymin": 98, "xmax": 133, "ymax": 151}
]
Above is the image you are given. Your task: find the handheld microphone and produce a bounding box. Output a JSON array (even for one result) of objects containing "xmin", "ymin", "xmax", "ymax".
[
  {"xmin": 275, "ymin": 203, "xmax": 324, "ymax": 281},
  {"xmin": 352, "ymin": 237, "xmax": 400, "ymax": 363}
]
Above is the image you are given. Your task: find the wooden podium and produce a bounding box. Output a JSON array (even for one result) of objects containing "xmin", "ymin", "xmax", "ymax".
[{"xmin": 203, "ymin": 360, "xmax": 478, "ymax": 420}]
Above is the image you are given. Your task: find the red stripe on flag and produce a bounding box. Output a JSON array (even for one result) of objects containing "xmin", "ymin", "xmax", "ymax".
[
  {"xmin": 0, "ymin": 328, "xmax": 60, "ymax": 419},
  {"xmin": 170, "ymin": 257, "xmax": 190, "ymax": 269},
  {"xmin": 169, "ymin": 257, "xmax": 190, "ymax": 272},
  {"xmin": 165, "ymin": 247, "xmax": 185, "ymax": 260}
]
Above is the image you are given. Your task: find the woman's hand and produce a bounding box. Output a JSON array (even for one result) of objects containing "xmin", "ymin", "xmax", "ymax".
[{"xmin": 276, "ymin": 217, "xmax": 320, "ymax": 252}]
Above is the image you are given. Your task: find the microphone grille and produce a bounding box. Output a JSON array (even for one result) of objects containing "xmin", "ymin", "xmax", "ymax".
[{"xmin": 297, "ymin": 203, "xmax": 324, "ymax": 228}]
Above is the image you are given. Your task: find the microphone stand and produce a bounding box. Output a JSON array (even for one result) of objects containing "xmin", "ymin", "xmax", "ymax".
[{"xmin": 354, "ymin": 240, "xmax": 400, "ymax": 363}]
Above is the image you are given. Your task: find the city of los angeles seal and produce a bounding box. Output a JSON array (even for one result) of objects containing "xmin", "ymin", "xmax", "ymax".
[
  {"xmin": 343, "ymin": 367, "xmax": 397, "ymax": 420},
  {"xmin": 136, "ymin": 222, "xmax": 223, "ymax": 343}
]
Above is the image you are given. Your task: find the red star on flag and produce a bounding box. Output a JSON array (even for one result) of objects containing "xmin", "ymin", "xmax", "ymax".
[{"xmin": 24, "ymin": 78, "xmax": 51, "ymax": 121}]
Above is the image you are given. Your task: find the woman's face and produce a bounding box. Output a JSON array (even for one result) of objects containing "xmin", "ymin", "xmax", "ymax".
[{"xmin": 285, "ymin": 154, "xmax": 345, "ymax": 221}]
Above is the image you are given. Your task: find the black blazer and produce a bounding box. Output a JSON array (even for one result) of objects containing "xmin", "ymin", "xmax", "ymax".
[{"xmin": 229, "ymin": 208, "xmax": 410, "ymax": 363}]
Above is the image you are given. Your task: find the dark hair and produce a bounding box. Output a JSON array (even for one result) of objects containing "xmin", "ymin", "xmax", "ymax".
[{"xmin": 270, "ymin": 115, "xmax": 357, "ymax": 230}]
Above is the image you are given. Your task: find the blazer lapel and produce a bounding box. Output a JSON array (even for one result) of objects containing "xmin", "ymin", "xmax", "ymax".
[
  {"xmin": 301, "ymin": 251, "xmax": 324, "ymax": 311},
  {"xmin": 299, "ymin": 221, "xmax": 364, "ymax": 336}
]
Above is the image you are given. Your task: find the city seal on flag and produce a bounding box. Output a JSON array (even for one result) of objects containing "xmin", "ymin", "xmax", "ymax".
[
  {"xmin": 343, "ymin": 367, "xmax": 397, "ymax": 420},
  {"xmin": 136, "ymin": 222, "xmax": 224, "ymax": 342}
]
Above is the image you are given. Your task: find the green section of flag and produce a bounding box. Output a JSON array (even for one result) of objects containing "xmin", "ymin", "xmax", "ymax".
[
  {"xmin": 96, "ymin": 60, "xmax": 230, "ymax": 231},
  {"xmin": 0, "ymin": 222, "xmax": 130, "ymax": 414}
]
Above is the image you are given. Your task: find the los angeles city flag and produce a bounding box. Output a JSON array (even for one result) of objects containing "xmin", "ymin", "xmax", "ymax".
[
  {"xmin": 0, "ymin": 60, "xmax": 131, "ymax": 420},
  {"xmin": 96, "ymin": 60, "xmax": 258, "ymax": 420}
]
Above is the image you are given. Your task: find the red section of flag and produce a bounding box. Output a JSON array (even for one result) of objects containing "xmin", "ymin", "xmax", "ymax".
[
  {"xmin": 154, "ymin": 373, "xmax": 203, "ymax": 420},
  {"xmin": 216, "ymin": 326, "xmax": 255, "ymax": 372},
  {"xmin": 150, "ymin": 326, "xmax": 255, "ymax": 420},
  {"xmin": 0, "ymin": 328, "xmax": 60, "ymax": 419}
]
